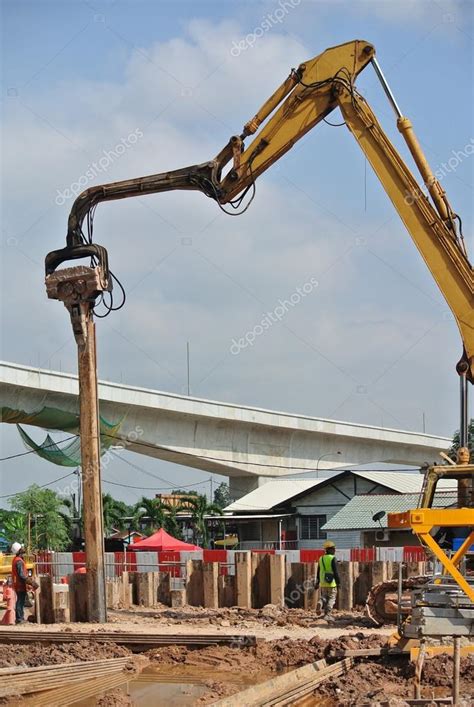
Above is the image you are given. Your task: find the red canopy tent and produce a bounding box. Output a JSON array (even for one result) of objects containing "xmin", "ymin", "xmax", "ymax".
[{"xmin": 129, "ymin": 528, "xmax": 201, "ymax": 552}]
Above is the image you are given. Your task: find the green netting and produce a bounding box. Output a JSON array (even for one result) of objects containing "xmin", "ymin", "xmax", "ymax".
[
  {"xmin": 17, "ymin": 426, "xmax": 82, "ymax": 466},
  {"xmin": 10, "ymin": 408, "xmax": 124, "ymax": 467},
  {"xmin": 1, "ymin": 406, "xmax": 79, "ymax": 431}
]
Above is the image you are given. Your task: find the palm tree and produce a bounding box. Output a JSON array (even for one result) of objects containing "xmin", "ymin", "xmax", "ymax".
[
  {"xmin": 179, "ymin": 494, "xmax": 221, "ymax": 548},
  {"xmin": 163, "ymin": 505, "xmax": 183, "ymax": 540},
  {"xmin": 102, "ymin": 494, "xmax": 132, "ymax": 535},
  {"xmin": 134, "ymin": 497, "xmax": 172, "ymax": 534}
]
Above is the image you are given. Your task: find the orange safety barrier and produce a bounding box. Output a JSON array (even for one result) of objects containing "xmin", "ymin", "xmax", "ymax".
[{"xmin": 1, "ymin": 584, "xmax": 16, "ymax": 625}]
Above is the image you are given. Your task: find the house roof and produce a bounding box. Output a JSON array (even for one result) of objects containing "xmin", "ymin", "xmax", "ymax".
[
  {"xmin": 322, "ymin": 490, "xmax": 457, "ymax": 531},
  {"xmin": 224, "ymin": 470, "xmax": 432, "ymax": 513},
  {"xmin": 225, "ymin": 477, "xmax": 331, "ymax": 512}
]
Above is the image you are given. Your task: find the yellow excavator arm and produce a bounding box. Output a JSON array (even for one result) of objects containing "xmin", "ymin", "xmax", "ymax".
[
  {"xmin": 47, "ymin": 40, "xmax": 473, "ymax": 381},
  {"xmin": 218, "ymin": 41, "xmax": 473, "ymax": 382}
]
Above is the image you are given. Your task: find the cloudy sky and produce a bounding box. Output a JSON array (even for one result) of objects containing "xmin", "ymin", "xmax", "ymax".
[{"xmin": 1, "ymin": 0, "xmax": 473, "ymax": 506}]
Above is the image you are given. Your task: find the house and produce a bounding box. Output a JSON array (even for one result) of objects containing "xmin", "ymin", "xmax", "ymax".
[
  {"xmin": 322, "ymin": 493, "xmax": 427, "ymax": 548},
  {"xmin": 223, "ymin": 470, "xmax": 452, "ymax": 550},
  {"xmin": 108, "ymin": 529, "xmax": 145, "ymax": 547}
]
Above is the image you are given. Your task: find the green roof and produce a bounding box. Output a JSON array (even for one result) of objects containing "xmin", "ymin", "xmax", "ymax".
[{"xmin": 322, "ymin": 491, "xmax": 457, "ymax": 531}]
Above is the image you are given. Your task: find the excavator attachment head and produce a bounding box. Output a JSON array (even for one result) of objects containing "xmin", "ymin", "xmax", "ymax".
[{"xmin": 45, "ymin": 243, "xmax": 112, "ymax": 346}]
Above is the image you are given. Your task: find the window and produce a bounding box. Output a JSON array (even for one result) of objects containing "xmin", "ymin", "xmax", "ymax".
[{"xmin": 300, "ymin": 515, "xmax": 327, "ymax": 540}]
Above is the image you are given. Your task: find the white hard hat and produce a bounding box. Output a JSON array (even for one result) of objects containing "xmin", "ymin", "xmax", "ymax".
[{"xmin": 11, "ymin": 542, "xmax": 23, "ymax": 554}]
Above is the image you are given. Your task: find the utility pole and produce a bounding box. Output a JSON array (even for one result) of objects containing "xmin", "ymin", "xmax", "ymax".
[
  {"xmin": 78, "ymin": 316, "xmax": 106, "ymax": 621},
  {"xmin": 46, "ymin": 261, "xmax": 109, "ymax": 622}
]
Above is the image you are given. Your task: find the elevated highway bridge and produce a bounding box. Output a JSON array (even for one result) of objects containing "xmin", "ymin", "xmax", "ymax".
[{"xmin": 0, "ymin": 361, "xmax": 450, "ymax": 498}]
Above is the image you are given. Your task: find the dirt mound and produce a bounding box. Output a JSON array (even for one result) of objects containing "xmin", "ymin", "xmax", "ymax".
[
  {"xmin": 146, "ymin": 638, "xmax": 323, "ymax": 675},
  {"xmin": 93, "ymin": 688, "xmax": 134, "ymax": 706},
  {"xmin": 197, "ymin": 680, "xmax": 242, "ymax": 703},
  {"xmin": 255, "ymin": 638, "xmax": 326, "ymax": 669},
  {"xmin": 422, "ymin": 654, "xmax": 474, "ymax": 687},
  {"xmin": 0, "ymin": 640, "xmax": 131, "ymax": 669},
  {"xmin": 147, "ymin": 634, "xmax": 391, "ymax": 675},
  {"xmin": 323, "ymin": 631, "xmax": 389, "ymax": 655}
]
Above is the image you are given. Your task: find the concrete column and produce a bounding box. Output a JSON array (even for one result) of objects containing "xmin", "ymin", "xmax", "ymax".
[
  {"xmin": 251, "ymin": 552, "xmax": 270, "ymax": 608},
  {"xmin": 337, "ymin": 561, "xmax": 354, "ymax": 611},
  {"xmin": 121, "ymin": 571, "xmax": 130, "ymax": 609},
  {"xmin": 218, "ymin": 575, "xmax": 236, "ymax": 607},
  {"xmin": 235, "ymin": 552, "xmax": 252, "ymax": 608},
  {"xmin": 203, "ymin": 562, "xmax": 219, "ymax": 609},
  {"xmin": 353, "ymin": 561, "xmax": 372, "ymax": 605},
  {"xmin": 69, "ymin": 573, "xmax": 88, "ymax": 622},
  {"xmin": 371, "ymin": 560, "xmax": 387, "ymax": 586},
  {"xmin": 405, "ymin": 561, "xmax": 423, "ymax": 578},
  {"xmin": 171, "ymin": 589, "xmax": 186, "ymax": 607},
  {"xmin": 186, "ymin": 560, "xmax": 204, "ymax": 606},
  {"xmin": 157, "ymin": 572, "xmax": 171, "ymax": 606},
  {"xmin": 38, "ymin": 575, "xmax": 55, "ymax": 624},
  {"xmin": 270, "ymin": 554, "xmax": 285, "ymax": 607},
  {"xmin": 303, "ymin": 561, "xmax": 318, "ymax": 611},
  {"xmin": 136, "ymin": 572, "xmax": 157, "ymax": 607},
  {"xmin": 286, "ymin": 563, "xmax": 304, "ymax": 608}
]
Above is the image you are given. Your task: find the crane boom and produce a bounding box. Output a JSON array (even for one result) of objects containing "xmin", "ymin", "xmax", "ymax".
[{"xmin": 46, "ymin": 40, "xmax": 473, "ymax": 381}]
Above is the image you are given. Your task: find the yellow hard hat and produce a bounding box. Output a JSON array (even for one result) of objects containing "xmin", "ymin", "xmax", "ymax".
[{"xmin": 323, "ymin": 540, "xmax": 335, "ymax": 549}]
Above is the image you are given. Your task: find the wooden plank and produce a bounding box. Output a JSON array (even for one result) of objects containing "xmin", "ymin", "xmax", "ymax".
[
  {"xmin": 21, "ymin": 671, "xmax": 129, "ymax": 706},
  {"xmin": 214, "ymin": 658, "xmax": 353, "ymax": 706},
  {"xmin": 0, "ymin": 657, "xmax": 130, "ymax": 697},
  {"xmin": 333, "ymin": 647, "xmax": 405, "ymax": 658},
  {"xmin": 0, "ymin": 629, "xmax": 257, "ymax": 649}
]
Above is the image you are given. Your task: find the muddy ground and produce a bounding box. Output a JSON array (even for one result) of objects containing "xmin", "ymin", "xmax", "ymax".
[
  {"xmin": 0, "ymin": 640, "xmax": 132, "ymax": 669},
  {"xmin": 145, "ymin": 634, "xmax": 474, "ymax": 704},
  {"xmin": 1, "ymin": 607, "xmax": 472, "ymax": 705}
]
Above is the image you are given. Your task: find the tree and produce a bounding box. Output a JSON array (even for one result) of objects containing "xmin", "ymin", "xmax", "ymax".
[
  {"xmin": 102, "ymin": 494, "xmax": 134, "ymax": 535},
  {"xmin": 134, "ymin": 497, "xmax": 172, "ymax": 533},
  {"xmin": 0, "ymin": 510, "xmax": 28, "ymax": 548},
  {"xmin": 213, "ymin": 482, "xmax": 230, "ymax": 509},
  {"xmin": 163, "ymin": 505, "xmax": 183, "ymax": 540},
  {"xmin": 448, "ymin": 418, "xmax": 474, "ymax": 461},
  {"xmin": 9, "ymin": 485, "xmax": 70, "ymax": 551},
  {"xmin": 179, "ymin": 494, "xmax": 221, "ymax": 548}
]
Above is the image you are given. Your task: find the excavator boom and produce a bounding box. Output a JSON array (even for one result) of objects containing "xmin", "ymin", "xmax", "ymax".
[{"xmin": 51, "ymin": 40, "xmax": 473, "ymax": 382}]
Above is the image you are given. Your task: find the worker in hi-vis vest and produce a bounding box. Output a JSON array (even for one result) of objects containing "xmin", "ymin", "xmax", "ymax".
[{"xmin": 315, "ymin": 540, "xmax": 340, "ymax": 621}]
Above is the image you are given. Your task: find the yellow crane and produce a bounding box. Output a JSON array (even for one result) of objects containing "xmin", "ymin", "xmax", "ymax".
[{"xmin": 46, "ymin": 40, "xmax": 473, "ymax": 633}]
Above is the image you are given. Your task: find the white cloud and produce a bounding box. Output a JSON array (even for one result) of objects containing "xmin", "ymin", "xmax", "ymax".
[{"xmin": 1, "ymin": 16, "xmax": 462, "ymax": 501}]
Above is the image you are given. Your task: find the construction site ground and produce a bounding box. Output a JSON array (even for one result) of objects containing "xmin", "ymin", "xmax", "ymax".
[{"xmin": 1, "ymin": 604, "xmax": 473, "ymax": 705}]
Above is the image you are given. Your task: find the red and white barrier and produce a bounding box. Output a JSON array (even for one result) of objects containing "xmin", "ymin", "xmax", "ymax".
[{"xmin": 35, "ymin": 546, "xmax": 427, "ymax": 580}]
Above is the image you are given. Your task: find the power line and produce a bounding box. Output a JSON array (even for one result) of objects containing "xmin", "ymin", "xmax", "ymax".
[
  {"xmin": 109, "ymin": 449, "xmax": 193, "ymax": 487},
  {"xmin": 0, "ymin": 435, "xmax": 78, "ymax": 462},
  {"xmin": 102, "ymin": 478, "xmax": 209, "ymax": 492},
  {"xmin": 0, "ymin": 472, "xmax": 75, "ymax": 500}
]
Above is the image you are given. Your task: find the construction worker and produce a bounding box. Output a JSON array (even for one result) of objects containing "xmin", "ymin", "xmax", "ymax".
[
  {"xmin": 315, "ymin": 540, "xmax": 340, "ymax": 621},
  {"xmin": 11, "ymin": 542, "xmax": 28, "ymax": 624}
]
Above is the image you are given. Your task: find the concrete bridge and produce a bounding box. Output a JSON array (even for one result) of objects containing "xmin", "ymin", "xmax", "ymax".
[{"xmin": 0, "ymin": 361, "xmax": 451, "ymax": 498}]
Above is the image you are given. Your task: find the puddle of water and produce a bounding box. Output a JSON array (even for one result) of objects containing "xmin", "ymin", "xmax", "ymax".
[{"xmin": 75, "ymin": 664, "xmax": 273, "ymax": 706}]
